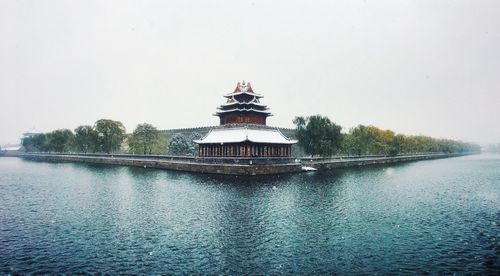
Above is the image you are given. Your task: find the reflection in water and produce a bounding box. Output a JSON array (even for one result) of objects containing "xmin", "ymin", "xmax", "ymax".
[{"xmin": 0, "ymin": 155, "xmax": 499, "ymax": 274}]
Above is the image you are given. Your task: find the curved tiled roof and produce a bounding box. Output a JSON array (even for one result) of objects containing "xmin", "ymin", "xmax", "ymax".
[{"xmin": 194, "ymin": 127, "xmax": 297, "ymax": 145}]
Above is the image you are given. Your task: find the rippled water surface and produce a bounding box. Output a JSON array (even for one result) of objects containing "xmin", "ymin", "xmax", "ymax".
[{"xmin": 1, "ymin": 154, "xmax": 499, "ymax": 274}]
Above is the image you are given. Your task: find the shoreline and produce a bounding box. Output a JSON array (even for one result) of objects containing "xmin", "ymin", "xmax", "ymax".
[{"xmin": 2, "ymin": 152, "xmax": 474, "ymax": 175}]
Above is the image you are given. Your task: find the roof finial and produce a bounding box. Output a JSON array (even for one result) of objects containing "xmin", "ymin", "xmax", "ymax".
[{"xmin": 247, "ymin": 82, "xmax": 253, "ymax": 92}]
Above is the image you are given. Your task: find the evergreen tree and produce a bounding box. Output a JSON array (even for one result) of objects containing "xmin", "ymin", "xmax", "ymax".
[
  {"xmin": 74, "ymin": 125, "xmax": 97, "ymax": 153},
  {"xmin": 294, "ymin": 115, "xmax": 343, "ymax": 157},
  {"xmin": 94, "ymin": 119, "xmax": 126, "ymax": 153},
  {"xmin": 128, "ymin": 123, "xmax": 164, "ymax": 154}
]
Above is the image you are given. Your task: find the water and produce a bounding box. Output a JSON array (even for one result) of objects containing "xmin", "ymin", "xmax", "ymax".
[{"xmin": 1, "ymin": 154, "xmax": 499, "ymax": 274}]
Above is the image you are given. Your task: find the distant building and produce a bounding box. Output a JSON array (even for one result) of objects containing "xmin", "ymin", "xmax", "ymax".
[
  {"xmin": 1, "ymin": 144, "xmax": 22, "ymax": 151},
  {"xmin": 194, "ymin": 81, "xmax": 297, "ymax": 157}
]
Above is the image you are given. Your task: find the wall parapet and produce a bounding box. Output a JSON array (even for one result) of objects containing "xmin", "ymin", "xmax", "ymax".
[{"xmin": 9, "ymin": 152, "xmax": 475, "ymax": 176}]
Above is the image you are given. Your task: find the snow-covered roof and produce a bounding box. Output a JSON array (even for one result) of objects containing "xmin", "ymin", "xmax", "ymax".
[
  {"xmin": 1, "ymin": 145, "xmax": 22, "ymax": 151},
  {"xmin": 194, "ymin": 127, "xmax": 297, "ymax": 145},
  {"xmin": 215, "ymin": 108, "xmax": 272, "ymax": 114},
  {"xmin": 224, "ymin": 91, "xmax": 263, "ymax": 98},
  {"xmin": 220, "ymin": 101, "xmax": 268, "ymax": 107}
]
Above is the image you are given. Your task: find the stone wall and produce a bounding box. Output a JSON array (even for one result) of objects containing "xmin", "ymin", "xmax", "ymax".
[
  {"xmin": 17, "ymin": 152, "xmax": 469, "ymax": 176},
  {"xmin": 21, "ymin": 154, "xmax": 302, "ymax": 175}
]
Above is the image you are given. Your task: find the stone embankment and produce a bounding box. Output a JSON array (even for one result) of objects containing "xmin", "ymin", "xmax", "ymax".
[{"xmin": 10, "ymin": 152, "xmax": 470, "ymax": 175}]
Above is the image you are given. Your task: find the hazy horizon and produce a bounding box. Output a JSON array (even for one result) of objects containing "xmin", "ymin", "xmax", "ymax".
[{"xmin": 1, "ymin": 0, "xmax": 499, "ymax": 146}]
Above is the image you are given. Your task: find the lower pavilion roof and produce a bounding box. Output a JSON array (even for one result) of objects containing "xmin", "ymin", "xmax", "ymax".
[{"xmin": 194, "ymin": 126, "xmax": 297, "ymax": 145}]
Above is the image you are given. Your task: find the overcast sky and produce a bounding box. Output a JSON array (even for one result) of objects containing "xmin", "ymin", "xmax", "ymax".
[{"xmin": 1, "ymin": 0, "xmax": 499, "ymax": 146}]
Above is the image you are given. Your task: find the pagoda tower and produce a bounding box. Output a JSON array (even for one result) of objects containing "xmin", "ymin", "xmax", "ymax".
[
  {"xmin": 194, "ymin": 81, "xmax": 297, "ymax": 158},
  {"xmin": 215, "ymin": 81, "xmax": 272, "ymax": 125}
]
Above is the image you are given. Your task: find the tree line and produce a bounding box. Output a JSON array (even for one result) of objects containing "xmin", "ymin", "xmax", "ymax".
[
  {"xmin": 486, "ymin": 144, "xmax": 500, "ymax": 153},
  {"xmin": 294, "ymin": 115, "xmax": 481, "ymax": 157},
  {"xmin": 21, "ymin": 119, "xmax": 205, "ymax": 155},
  {"xmin": 21, "ymin": 116, "xmax": 481, "ymax": 157},
  {"xmin": 22, "ymin": 119, "xmax": 166, "ymax": 154}
]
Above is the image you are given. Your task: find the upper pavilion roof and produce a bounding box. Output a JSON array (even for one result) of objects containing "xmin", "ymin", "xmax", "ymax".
[
  {"xmin": 216, "ymin": 81, "xmax": 272, "ymax": 118},
  {"xmin": 224, "ymin": 81, "xmax": 263, "ymax": 98}
]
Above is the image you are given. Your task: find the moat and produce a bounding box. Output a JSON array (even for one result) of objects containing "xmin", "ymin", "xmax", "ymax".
[{"xmin": 1, "ymin": 154, "xmax": 499, "ymax": 274}]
